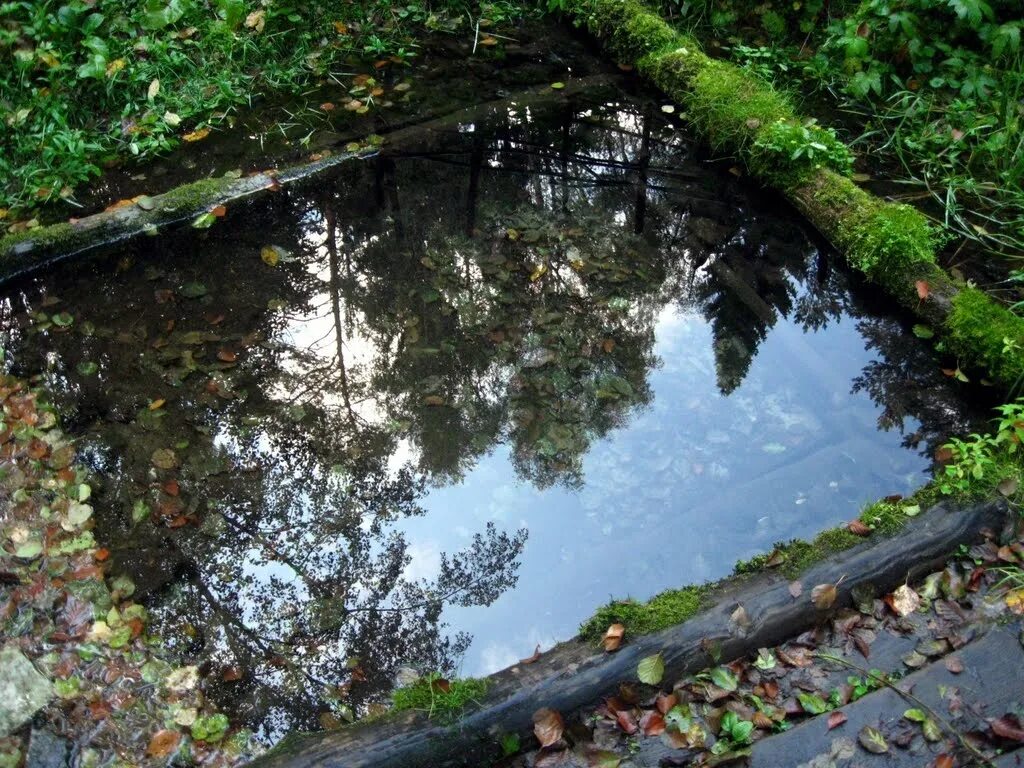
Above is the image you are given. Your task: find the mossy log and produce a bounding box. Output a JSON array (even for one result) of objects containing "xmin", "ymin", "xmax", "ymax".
[
  {"xmin": 253, "ymin": 498, "xmax": 1009, "ymax": 768},
  {"xmin": 565, "ymin": 0, "xmax": 1024, "ymax": 388}
]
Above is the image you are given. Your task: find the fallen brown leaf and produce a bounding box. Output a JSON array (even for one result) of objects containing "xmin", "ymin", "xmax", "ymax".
[
  {"xmin": 811, "ymin": 583, "xmax": 838, "ymax": 610},
  {"xmin": 827, "ymin": 711, "xmax": 848, "ymax": 730},
  {"xmin": 602, "ymin": 623, "xmax": 625, "ymax": 652},
  {"xmin": 991, "ymin": 714, "xmax": 1024, "ymax": 742},
  {"xmin": 520, "ymin": 644, "xmax": 542, "ymax": 664},
  {"xmin": 847, "ymin": 520, "xmax": 871, "ymax": 536},
  {"xmin": 533, "ymin": 707, "xmax": 565, "ymax": 747},
  {"xmin": 147, "ymin": 729, "xmax": 181, "ymax": 757}
]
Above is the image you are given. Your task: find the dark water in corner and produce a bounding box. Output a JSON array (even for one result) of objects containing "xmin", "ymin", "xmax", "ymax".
[{"xmin": 0, "ymin": 85, "xmax": 979, "ymax": 741}]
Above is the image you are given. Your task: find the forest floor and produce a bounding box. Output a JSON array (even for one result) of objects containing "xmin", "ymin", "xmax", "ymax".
[{"xmin": 0, "ymin": 375, "xmax": 261, "ymax": 767}]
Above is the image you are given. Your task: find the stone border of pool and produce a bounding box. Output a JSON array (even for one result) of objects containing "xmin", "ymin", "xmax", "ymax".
[
  {"xmin": 0, "ymin": 74, "xmax": 615, "ymax": 284},
  {"xmin": 251, "ymin": 496, "xmax": 1010, "ymax": 768}
]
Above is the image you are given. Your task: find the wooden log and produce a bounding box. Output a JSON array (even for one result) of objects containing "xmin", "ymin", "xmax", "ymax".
[{"xmin": 253, "ymin": 498, "xmax": 1009, "ymax": 768}]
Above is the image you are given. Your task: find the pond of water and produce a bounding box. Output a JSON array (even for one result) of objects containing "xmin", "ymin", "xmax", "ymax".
[{"xmin": 0, "ymin": 82, "xmax": 979, "ymax": 742}]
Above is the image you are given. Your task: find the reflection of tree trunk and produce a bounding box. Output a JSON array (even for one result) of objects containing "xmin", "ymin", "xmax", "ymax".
[
  {"xmin": 466, "ymin": 136, "xmax": 483, "ymax": 237},
  {"xmin": 634, "ymin": 105, "xmax": 651, "ymax": 235},
  {"xmin": 323, "ymin": 199, "xmax": 357, "ymax": 425},
  {"xmin": 375, "ymin": 156, "xmax": 404, "ymax": 240},
  {"xmin": 559, "ymin": 106, "xmax": 573, "ymax": 214}
]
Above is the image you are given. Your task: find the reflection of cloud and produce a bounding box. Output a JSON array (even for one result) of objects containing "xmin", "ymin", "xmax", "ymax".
[
  {"xmin": 402, "ymin": 541, "xmax": 441, "ymax": 582},
  {"xmin": 475, "ymin": 624, "xmax": 561, "ymax": 676}
]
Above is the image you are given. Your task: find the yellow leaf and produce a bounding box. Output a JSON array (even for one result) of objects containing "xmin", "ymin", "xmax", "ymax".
[
  {"xmin": 529, "ymin": 263, "xmax": 547, "ymax": 281},
  {"xmin": 245, "ymin": 9, "xmax": 266, "ymax": 32},
  {"xmin": 1006, "ymin": 588, "xmax": 1024, "ymax": 614},
  {"xmin": 147, "ymin": 78, "xmax": 160, "ymax": 100},
  {"xmin": 333, "ymin": 20, "xmax": 349, "ymax": 34},
  {"xmin": 105, "ymin": 58, "xmax": 126, "ymax": 77},
  {"xmin": 260, "ymin": 246, "xmax": 280, "ymax": 267},
  {"xmin": 149, "ymin": 399, "xmax": 166, "ymax": 411},
  {"xmin": 183, "ymin": 128, "xmax": 210, "ymax": 142}
]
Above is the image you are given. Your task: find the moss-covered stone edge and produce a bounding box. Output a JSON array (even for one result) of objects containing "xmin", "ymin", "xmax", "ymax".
[{"xmin": 564, "ymin": 0, "xmax": 1024, "ymax": 390}]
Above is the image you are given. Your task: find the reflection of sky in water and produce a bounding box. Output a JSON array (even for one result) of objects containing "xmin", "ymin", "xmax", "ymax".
[{"xmin": 400, "ymin": 292, "xmax": 924, "ymax": 676}]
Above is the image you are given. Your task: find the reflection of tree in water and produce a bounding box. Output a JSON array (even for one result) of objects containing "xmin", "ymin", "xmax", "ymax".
[
  {"xmin": 851, "ymin": 316, "xmax": 984, "ymax": 451},
  {"xmin": 0, "ymin": 92, "xmax": 959, "ymax": 740}
]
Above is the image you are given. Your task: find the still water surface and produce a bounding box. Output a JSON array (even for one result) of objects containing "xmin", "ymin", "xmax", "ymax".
[{"xmin": 0, "ymin": 85, "xmax": 974, "ymax": 740}]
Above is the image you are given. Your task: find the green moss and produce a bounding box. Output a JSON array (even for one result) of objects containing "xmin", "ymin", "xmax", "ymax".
[
  {"xmin": 158, "ymin": 177, "xmax": 233, "ymax": 211},
  {"xmin": 687, "ymin": 61, "xmax": 794, "ymax": 152},
  {"xmin": 0, "ymin": 221, "xmax": 76, "ymax": 257},
  {"xmin": 640, "ymin": 46, "xmax": 711, "ymax": 87},
  {"xmin": 946, "ymin": 286, "xmax": 1024, "ymax": 386},
  {"xmin": 578, "ymin": 585, "xmax": 707, "ymax": 639},
  {"xmin": 391, "ymin": 674, "xmax": 487, "ymax": 721},
  {"xmin": 804, "ymin": 172, "xmax": 938, "ymax": 280},
  {"xmin": 612, "ymin": 7, "xmax": 680, "ymax": 59}
]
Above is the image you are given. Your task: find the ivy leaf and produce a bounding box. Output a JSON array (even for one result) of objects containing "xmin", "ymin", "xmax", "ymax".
[
  {"xmin": 797, "ymin": 692, "xmax": 830, "ymax": 715},
  {"xmin": 709, "ymin": 666, "xmax": 738, "ymax": 692},
  {"xmin": 637, "ymin": 652, "xmax": 665, "ymax": 685}
]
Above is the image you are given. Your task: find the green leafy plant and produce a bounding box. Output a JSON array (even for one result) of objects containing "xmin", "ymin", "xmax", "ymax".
[
  {"xmin": 0, "ymin": 0, "xmax": 530, "ymax": 216},
  {"xmin": 750, "ymin": 118, "xmax": 853, "ymax": 182},
  {"xmin": 937, "ymin": 398, "xmax": 1023, "ymax": 496},
  {"xmin": 712, "ymin": 710, "xmax": 754, "ymax": 755}
]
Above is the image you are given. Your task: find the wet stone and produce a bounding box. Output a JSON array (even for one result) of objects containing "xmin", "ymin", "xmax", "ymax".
[
  {"xmin": 0, "ymin": 647, "xmax": 54, "ymax": 736},
  {"xmin": 25, "ymin": 728, "xmax": 70, "ymax": 768}
]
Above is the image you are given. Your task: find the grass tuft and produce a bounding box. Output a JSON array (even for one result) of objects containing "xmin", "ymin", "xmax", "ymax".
[{"xmin": 391, "ymin": 673, "xmax": 488, "ymax": 721}]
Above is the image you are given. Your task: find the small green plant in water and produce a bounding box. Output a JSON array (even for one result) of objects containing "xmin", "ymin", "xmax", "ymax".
[{"xmin": 391, "ymin": 672, "xmax": 487, "ymax": 721}]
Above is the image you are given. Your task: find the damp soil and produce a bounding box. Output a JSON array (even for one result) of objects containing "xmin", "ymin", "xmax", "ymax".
[{"xmin": 0, "ymin": 69, "xmax": 992, "ymax": 746}]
